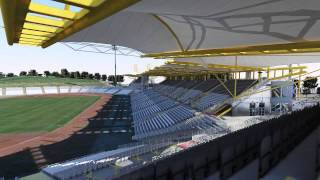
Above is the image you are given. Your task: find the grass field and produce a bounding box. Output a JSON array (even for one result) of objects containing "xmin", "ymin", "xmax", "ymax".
[
  {"xmin": 0, "ymin": 76, "xmax": 105, "ymax": 87},
  {"xmin": 0, "ymin": 96, "xmax": 100, "ymax": 133}
]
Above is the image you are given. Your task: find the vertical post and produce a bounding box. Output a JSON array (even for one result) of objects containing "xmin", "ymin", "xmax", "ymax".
[
  {"xmin": 298, "ymin": 71, "xmax": 301, "ymax": 99},
  {"xmin": 267, "ymin": 67, "xmax": 270, "ymax": 79},
  {"xmin": 288, "ymin": 64, "xmax": 293, "ymax": 80},
  {"xmin": 113, "ymin": 45, "xmax": 117, "ymax": 86},
  {"xmin": 234, "ymin": 56, "xmax": 238, "ymax": 97}
]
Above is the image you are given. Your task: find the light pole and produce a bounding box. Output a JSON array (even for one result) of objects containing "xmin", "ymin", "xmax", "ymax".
[{"xmin": 112, "ymin": 45, "xmax": 117, "ymax": 86}]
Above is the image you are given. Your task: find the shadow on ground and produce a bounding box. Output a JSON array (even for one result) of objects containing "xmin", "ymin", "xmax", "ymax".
[{"xmin": 0, "ymin": 95, "xmax": 134, "ymax": 179}]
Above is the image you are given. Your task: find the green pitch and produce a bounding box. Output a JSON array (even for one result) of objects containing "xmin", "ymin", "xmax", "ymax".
[
  {"xmin": 0, "ymin": 96, "xmax": 100, "ymax": 133},
  {"xmin": 0, "ymin": 76, "xmax": 105, "ymax": 87}
]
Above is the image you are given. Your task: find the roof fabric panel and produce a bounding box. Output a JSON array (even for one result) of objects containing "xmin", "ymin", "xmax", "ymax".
[
  {"xmin": 63, "ymin": 0, "xmax": 320, "ymax": 66},
  {"xmin": 63, "ymin": 11, "xmax": 180, "ymax": 53},
  {"xmin": 175, "ymin": 54, "xmax": 320, "ymax": 67}
]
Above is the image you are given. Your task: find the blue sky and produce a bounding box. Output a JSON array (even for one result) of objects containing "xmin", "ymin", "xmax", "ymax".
[
  {"xmin": 0, "ymin": 12, "xmax": 165, "ymax": 76},
  {"xmin": 0, "ymin": 0, "xmax": 165, "ymax": 76}
]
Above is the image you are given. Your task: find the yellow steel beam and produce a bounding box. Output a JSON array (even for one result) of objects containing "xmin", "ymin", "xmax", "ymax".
[
  {"xmin": 268, "ymin": 71, "xmax": 307, "ymax": 80},
  {"xmin": 19, "ymin": 39, "xmax": 42, "ymax": 44},
  {"xmin": 268, "ymin": 66, "xmax": 307, "ymax": 71},
  {"xmin": 235, "ymin": 69, "xmax": 320, "ymax": 101},
  {"xmin": 208, "ymin": 64, "xmax": 264, "ymax": 72},
  {"xmin": 142, "ymin": 41, "xmax": 320, "ymax": 58},
  {"xmin": 19, "ymin": 42, "xmax": 41, "ymax": 46},
  {"xmin": 167, "ymin": 61, "xmax": 265, "ymax": 72},
  {"xmin": 235, "ymin": 75, "xmax": 320, "ymax": 101},
  {"xmin": 25, "ymin": 14, "xmax": 69, "ymax": 28},
  {"xmin": 20, "ymin": 34, "xmax": 49, "ymax": 41},
  {"xmin": 217, "ymin": 107, "xmax": 232, "ymax": 118},
  {"xmin": 21, "ymin": 29, "xmax": 55, "ymax": 37},
  {"xmin": 214, "ymin": 74, "xmax": 234, "ymax": 97},
  {"xmin": 0, "ymin": 0, "xmax": 31, "ymax": 45},
  {"xmin": 23, "ymin": 22, "xmax": 61, "ymax": 33},
  {"xmin": 42, "ymin": 0, "xmax": 141, "ymax": 48},
  {"xmin": 53, "ymin": 0, "xmax": 105, "ymax": 9},
  {"xmin": 19, "ymin": 38, "xmax": 44, "ymax": 43},
  {"xmin": 28, "ymin": 3, "xmax": 79, "ymax": 20}
]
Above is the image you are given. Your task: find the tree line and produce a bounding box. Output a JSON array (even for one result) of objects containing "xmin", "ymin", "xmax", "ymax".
[{"xmin": 0, "ymin": 69, "xmax": 124, "ymax": 82}]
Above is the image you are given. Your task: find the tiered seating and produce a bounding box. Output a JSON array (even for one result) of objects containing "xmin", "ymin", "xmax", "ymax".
[
  {"xmin": 133, "ymin": 105, "xmax": 194, "ymax": 139},
  {"xmin": 193, "ymin": 80, "xmax": 256, "ymax": 110},
  {"xmin": 134, "ymin": 114, "xmax": 228, "ymax": 139},
  {"xmin": 193, "ymin": 93, "xmax": 230, "ymax": 111},
  {"xmin": 131, "ymin": 90, "xmax": 170, "ymax": 112},
  {"xmin": 131, "ymin": 79, "xmax": 256, "ymax": 139},
  {"xmin": 155, "ymin": 80, "xmax": 185, "ymax": 96},
  {"xmin": 178, "ymin": 79, "xmax": 220, "ymax": 103},
  {"xmin": 168, "ymin": 80, "xmax": 200, "ymax": 99}
]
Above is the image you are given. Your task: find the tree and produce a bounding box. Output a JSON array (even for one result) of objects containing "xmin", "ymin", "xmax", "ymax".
[
  {"xmin": 116, "ymin": 75, "xmax": 124, "ymax": 82},
  {"xmin": 61, "ymin": 68, "xmax": 69, "ymax": 78},
  {"xmin": 28, "ymin": 69, "xmax": 37, "ymax": 76},
  {"xmin": 303, "ymin": 77, "xmax": 318, "ymax": 94},
  {"xmin": 101, "ymin": 74, "xmax": 107, "ymax": 81},
  {"xmin": 108, "ymin": 75, "xmax": 115, "ymax": 82},
  {"xmin": 6, "ymin": 73, "xmax": 14, "ymax": 77},
  {"xmin": 70, "ymin": 72, "xmax": 76, "ymax": 78},
  {"xmin": 88, "ymin": 73, "xmax": 94, "ymax": 79},
  {"xmin": 94, "ymin": 73, "xmax": 101, "ymax": 80},
  {"xmin": 74, "ymin": 71, "xmax": 80, "ymax": 79},
  {"xmin": 44, "ymin": 71, "xmax": 51, "ymax": 77},
  {"xmin": 20, "ymin": 71, "xmax": 27, "ymax": 76},
  {"xmin": 81, "ymin": 71, "xmax": 89, "ymax": 79},
  {"xmin": 51, "ymin": 71, "xmax": 60, "ymax": 77},
  {"xmin": 0, "ymin": 72, "xmax": 4, "ymax": 79}
]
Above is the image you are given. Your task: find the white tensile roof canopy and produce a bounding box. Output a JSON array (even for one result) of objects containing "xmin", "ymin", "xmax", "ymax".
[
  {"xmin": 1, "ymin": 0, "xmax": 320, "ymax": 67},
  {"xmin": 62, "ymin": 0, "xmax": 320, "ymax": 67}
]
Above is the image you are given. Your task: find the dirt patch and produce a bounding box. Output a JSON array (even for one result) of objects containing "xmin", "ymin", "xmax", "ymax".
[{"xmin": 0, "ymin": 93, "xmax": 111, "ymax": 157}]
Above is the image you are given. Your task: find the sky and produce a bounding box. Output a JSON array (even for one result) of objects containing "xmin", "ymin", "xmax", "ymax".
[
  {"xmin": 1, "ymin": 3, "xmax": 320, "ymax": 81},
  {"xmin": 0, "ymin": 16, "xmax": 165, "ymax": 76},
  {"xmin": 0, "ymin": 0, "xmax": 165, "ymax": 77}
]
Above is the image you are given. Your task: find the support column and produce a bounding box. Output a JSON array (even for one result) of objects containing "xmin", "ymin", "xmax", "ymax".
[
  {"xmin": 57, "ymin": 86, "xmax": 61, "ymax": 94},
  {"xmin": 2, "ymin": 88, "xmax": 6, "ymax": 96},
  {"xmin": 22, "ymin": 87, "xmax": 27, "ymax": 95},
  {"xmin": 234, "ymin": 56, "xmax": 238, "ymax": 97},
  {"xmin": 258, "ymin": 71, "xmax": 262, "ymax": 82},
  {"xmin": 245, "ymin": 72, "xmax": 251, "ymax": 79},
  {"xmin": 298, "ymin": 73, "xmax": 301, "ymax": 99},
  {"xmin": 288, "ymin": 64, "xmax": 293, "ymax": 80},
  {"xmin": 234, "ymin": 73, "xmax": 237, "ymax": 97}
]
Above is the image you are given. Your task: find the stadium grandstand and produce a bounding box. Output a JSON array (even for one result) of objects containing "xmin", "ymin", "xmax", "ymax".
[{"xmin": 1, "ymin": 0, "xmax": 320, "ymax": 179}]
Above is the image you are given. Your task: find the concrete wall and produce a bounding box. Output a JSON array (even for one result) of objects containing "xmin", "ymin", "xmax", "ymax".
[{"xmin": 0, "ymin": 86, "xmax": 112, "ymax": 97}]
